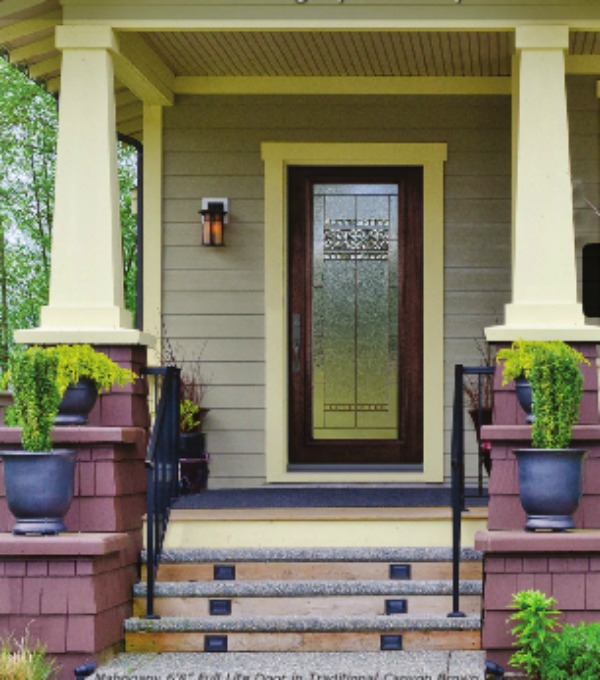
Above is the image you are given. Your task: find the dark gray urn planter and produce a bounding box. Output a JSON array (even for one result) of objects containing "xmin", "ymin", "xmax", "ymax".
[
  {"xmin": 514, "ymin": 448, "xmax": 588, "ymax": 532},
  {"xmin": 55, "ymin": 378, "xmax": 98, "ymax": 425},
  {"xmin": 1, "ymin": 449, "xmax": 76, "ymax": 535},
  {"xmin": 515, "ymin": 377, "xmax": 534, "ymax": 423}
]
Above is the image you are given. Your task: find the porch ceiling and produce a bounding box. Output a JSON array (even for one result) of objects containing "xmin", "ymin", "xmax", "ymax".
[{"xmin": 1, "ymin": 0, "xmax": 600, "ymax": 140}]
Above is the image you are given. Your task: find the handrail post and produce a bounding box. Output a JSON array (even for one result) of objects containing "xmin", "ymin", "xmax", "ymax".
[
  {"xmin": 449, "ymin": 363, "xmax": 466, "ymax": 618},
  {"xmin": 141, "ymin": 366, "xmax": 181, "ymax": 620}
]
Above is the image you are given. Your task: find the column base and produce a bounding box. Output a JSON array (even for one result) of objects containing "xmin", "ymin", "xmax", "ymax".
[{"xmin": 14, "ymin": 327, "xmax": 155, "ymax": 346}]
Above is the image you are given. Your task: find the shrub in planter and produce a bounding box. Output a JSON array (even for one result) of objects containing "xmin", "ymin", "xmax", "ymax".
[
  {"xmin": 2, "ymin": 347, "xmax": 74, "ymax": 535},
  {"xmin": 48, "ymin": 344, "xmax": 137, "ymax": 425},
  {"xmin": 497, "ymin": 340, "xmax": 589, "ymax": 531}
]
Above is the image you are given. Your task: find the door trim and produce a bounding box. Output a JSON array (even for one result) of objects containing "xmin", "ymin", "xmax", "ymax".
[{"xmin": 262, "ymin": 142, "xmax": 447, "ymax": 483}]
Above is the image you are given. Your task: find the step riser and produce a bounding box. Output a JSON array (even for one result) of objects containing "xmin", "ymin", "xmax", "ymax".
[
  {"xmin": 126, "ymin": 630, "xmax": 481, "ymax": 653},
  {"xmin": 133, "ymin": 595, "xmax": 482, "ymax": 618},
  {"xmin": 148, "ymin": 561, "xmax": 483, "ymax": 582}
]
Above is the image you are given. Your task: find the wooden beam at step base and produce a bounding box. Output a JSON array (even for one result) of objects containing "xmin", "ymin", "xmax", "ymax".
[{"xmin": 126, "ymin": 630, "xmax": 480, "ymax": 653}]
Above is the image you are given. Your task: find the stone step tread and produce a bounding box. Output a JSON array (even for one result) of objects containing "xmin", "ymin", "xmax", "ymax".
[
  {"xmin": 134, "ymin": 578, "xmax": 482, "ymax": 597},
  {"xmin": 92, "ymin": 651, "xmax": 486, "ymax": 678},
  {"xmin": 153, "ymin": 547, "xmax": 483, "ymax": 563},
  {"xmin": 125, "ymin": 613, "xmax": 481, "ymax": 633}
]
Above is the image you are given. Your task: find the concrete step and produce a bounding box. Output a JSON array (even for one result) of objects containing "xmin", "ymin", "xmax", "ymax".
[
  {"xmin": 92, "ymin": 650, "xmax": 487, "ymax": 679},
  {"xmin": 129, "ymin": 546, "xmax": 483, "ymax": 654},
  {"xmin": 125, "ymin": 614, "xmax": 481, "ymax": 653},
  {"xmin": 133, "ymin": 579, "xmax": 482, "ymax": 617},
  {"xmin": 146, "ymin": 546, "xmax": 484, "ymax": 582}
]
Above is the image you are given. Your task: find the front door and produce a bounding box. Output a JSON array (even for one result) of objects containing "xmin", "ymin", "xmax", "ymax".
[{"xmin": 288, "ymin": 166, "xmax": 423, "ymax": 468}]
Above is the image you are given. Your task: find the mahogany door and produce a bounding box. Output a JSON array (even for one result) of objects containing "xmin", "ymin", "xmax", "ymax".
[{"xmin": 288, "ymin": 166, "xmax": 423, "ymax": 468}]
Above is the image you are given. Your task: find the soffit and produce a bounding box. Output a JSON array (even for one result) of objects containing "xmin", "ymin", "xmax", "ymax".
[{"xmin": 144, "ymin": 30, "xmax": 517, "ymax": 77}]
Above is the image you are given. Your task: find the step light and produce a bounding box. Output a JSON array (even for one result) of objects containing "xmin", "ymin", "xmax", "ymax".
[
  {"xmin": 214, "ymin": 564, "xmax": 236, "ymax": 580},
  {"xmin": 385, "ymin": 599, "xmax": 408, "ymax": 615},
  {"xmin": 389, "ymin": 564, "xmax": 411, "ymax": 580},
  {"xmin": 204, "ymin": 635, "xmax": 228, "ymax": 652},
  {"xmin": 209, "ymin": 599, "xmax": 232, "ymax": 616},
  {"xmin": 380, "ymin": 634, "xmax": 403, "ymax": 651}
]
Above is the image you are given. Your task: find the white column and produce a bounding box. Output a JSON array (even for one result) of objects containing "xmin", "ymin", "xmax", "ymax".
[
  {"xmin": 487, "ymin": 25, "xmax": 600, "ymax": 342},
  {"xmin": 16, "ymin": 26, "xmax": 149, "ymax": 345}
]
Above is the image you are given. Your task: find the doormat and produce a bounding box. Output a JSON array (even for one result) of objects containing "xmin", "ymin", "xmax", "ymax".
[{"xmin": 173, "ymin": 486, "xmax": 488, "ymax": 509}]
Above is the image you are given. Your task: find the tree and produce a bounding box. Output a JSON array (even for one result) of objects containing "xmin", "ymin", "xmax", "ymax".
[{"xmin": 0, "ymin": 57, "xmax": 138, "ymax": 369}]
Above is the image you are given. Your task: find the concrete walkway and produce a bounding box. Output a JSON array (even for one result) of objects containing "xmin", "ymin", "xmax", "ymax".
[{"xmin": 91, "ymin": 651, "xmax": 486, "ymax": 679}]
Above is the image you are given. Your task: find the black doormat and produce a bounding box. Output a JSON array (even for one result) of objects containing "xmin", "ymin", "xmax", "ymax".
[{"xmin": 173, "ymin": 487, "xmax": 488, "ymax": 509}]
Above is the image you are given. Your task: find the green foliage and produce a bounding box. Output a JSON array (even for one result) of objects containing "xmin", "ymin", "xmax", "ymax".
[
  {"xmin": 45, "ymin": 344, "xmax": 137, "ymax": 396},
  {"xmin": 541, "ymin": 622, "xmax": 600, "ymax": 680},
  {"xmin": 0, "ymin": 58, "xmax": 139, "ymax": 368},
  {"xmin": 509, "ymin": 590, "xmax": 600, "ymax": 680},
  {"xmin": 509, "ymin": 589, "xmax": 561, "ymax": 679},
  {"xmin": 0, "ymin": 632, "xmax": 58, "ymax": 679},
  {"xmin": 180, "ymin": 398, "xmax": 202, "ymax": 433},
  {"xmin": 497, "ymin": 340, "xmax": 588, "ymax": 448},
  {"xmin": 9, "ymin": 346, "xmax": 60, "ymax": 452}
]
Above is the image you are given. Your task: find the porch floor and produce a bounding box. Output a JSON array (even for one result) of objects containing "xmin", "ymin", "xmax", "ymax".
[
  {"xmin": 173, "ymin": 485, "xmax": 489, "ymax": 509},
  {"xmin": 92, "ymin": 650, "xmax": 487, "ymax": 678}
]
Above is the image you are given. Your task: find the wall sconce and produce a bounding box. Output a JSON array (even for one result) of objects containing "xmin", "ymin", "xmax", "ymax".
[{"xmin": 200, "ymin": 198, "xmax": 229, "ymax": 246}]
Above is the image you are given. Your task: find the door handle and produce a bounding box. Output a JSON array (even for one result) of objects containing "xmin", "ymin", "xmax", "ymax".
[{"xmin": 292, "ymin": 313, "xmax": 301, "ymax": 373}]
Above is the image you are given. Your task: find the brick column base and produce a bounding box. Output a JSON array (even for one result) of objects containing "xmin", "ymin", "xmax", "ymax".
[
  {"xmin": 0, "ymin": 534, "xmax": 137, "ymax": 680},
  {"xmin": 476, "ymin": 530, "xmax": 600, "ymax": 672}
]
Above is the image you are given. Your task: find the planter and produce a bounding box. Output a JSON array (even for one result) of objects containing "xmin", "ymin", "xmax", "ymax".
[
  {"xmin": 1, "ymin": 449, "xmax": 76, "ymax": 535},
  {"xmin": 179, "ymin": 432, "xmax": 206, "ymax": 459},
  {"xmin": 515, "ymin": 377, "xmax": 534, "ymax": 423},
  {"xmin": 180, "ymin": 458, "xmax": 209, "ymax": 494},
  {"xmin": 55, "ymin": 378, "xmax": 98, "ymax": 425},
  {"xmin": 514, "ymin": 448, "xmax": 588, "ymax": 532}
]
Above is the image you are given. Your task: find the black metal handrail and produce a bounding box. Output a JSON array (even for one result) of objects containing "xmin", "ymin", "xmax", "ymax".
[
  {"xmin": 449, "ymin": 364, "xmax": 495, "ymax": 618},
  {"xmin": 142, "ymin": 365, "xmax": 180, "ymax": 619}
]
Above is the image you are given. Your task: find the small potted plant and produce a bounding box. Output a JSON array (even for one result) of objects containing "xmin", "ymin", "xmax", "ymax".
[
  {"xmin": 463, "ymin": 337, "xmax": 494, "ymax": 475},
  {"xmin": 161, "ymin": 327, "xmax": 210, "ymax": 493},
  {"xmin": 49, "ymin": 344, "xmax": 137, "ymax": 425},
  {"xmin": 497, "ymin": 340, "xmax": 589, "ymax": 531},
  {"xmin": 1, "ymin": 346, "xmax": 75, "ymax": 535}
]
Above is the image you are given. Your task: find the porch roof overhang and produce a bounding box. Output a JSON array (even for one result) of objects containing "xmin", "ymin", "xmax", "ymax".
[{"xmin": 2, "ymin": 1, "xmax": 600, "ymax": 141}]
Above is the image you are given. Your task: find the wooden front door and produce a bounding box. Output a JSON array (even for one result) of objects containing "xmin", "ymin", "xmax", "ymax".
[{"xmin": 288, "ymin": 166, "xmax": 424, "ymax": 468}]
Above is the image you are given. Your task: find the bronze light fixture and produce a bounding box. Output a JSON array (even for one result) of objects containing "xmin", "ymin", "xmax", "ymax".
[{"xmin": 200, "ymin": 199, "xmax": 228, "ymax": 247}]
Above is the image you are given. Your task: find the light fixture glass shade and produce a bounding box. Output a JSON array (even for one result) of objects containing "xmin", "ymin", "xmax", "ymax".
[{"xmin": 201, "ymin": 202, "xmax": 227, "ymax": 246}]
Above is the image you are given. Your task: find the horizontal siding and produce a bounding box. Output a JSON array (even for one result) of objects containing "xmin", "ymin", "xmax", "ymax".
[{"xmin": 162, "ymin": 78, "xmax": 599, "ymax": 488}]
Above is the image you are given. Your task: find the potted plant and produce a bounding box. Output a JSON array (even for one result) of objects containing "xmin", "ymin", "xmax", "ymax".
[
  {"xmin": 1, "ymin": 346, "xmax": 75, "ymax": 535},
  {"xmin": 49, "ymin": 344, "xmax": 137, "ymax": 425},
  {"xmin": 497, "ymin": 340, "xmax": 589, "ymax": 531},
  {"xmin": 161, "ymin": 327, "xmax": 210, "ymax": 493},
  {"xmin": 463, "ymin": 337, "xmax": 494, "ymax": 475}
]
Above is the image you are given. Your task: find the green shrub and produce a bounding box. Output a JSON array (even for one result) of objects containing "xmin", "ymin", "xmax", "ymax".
[
  {"xmin": 508, "ymin": 589, "xmax": 560, "ymax": 679},
  {"xmin": 497, "ymin": 340, "xmax": 588, "ymax": 448},
  {"xmin": 46, "ymin": 344, "xmax": 137, "ymax": 396},
  {"xmin": 9, "ymin": 346, "xmax": 60, "ymax": 452},
  {"xmin": 541, "ymin": 622, "xmax": 600, "ymax": 679},
  {"xmin": 509, "ymin": 590, "xmax": 600, "ymax": 680},
  {"xmin": 0, "ymin": 632, "xmax": 58, "ymax": 679}
]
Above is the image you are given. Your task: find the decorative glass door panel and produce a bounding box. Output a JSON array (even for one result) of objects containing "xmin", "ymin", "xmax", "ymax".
[
  {"xmin": 288, "ymin": 167, "xmax": 423, "ymax": 467},
  {"xmin": 312, "ymin": 184, "xmax": 399, "ymax": 440}
]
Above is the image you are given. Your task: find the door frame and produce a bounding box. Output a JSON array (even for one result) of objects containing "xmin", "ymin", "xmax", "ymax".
[{"xmin": 262, "ymin": 142, "xmax": 447, "ymax": 483}]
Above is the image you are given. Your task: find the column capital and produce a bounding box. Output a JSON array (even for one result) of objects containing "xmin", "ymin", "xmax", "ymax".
[
  {"xmin": 515, "ymin": 25, "xmax": 569, "ymax": 51},
  {"xmin": 55, "ymin": 25, "xmax": 118, "ymax": 52}
]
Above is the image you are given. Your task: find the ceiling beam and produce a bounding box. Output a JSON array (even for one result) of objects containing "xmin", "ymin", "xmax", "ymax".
[
  {"xmin": 28, "ymin": 53, "xmax": 60, "ymax": 79},
  {"xmin": 113, "ymin": 32, "xmax": 174, "ymax": 106},
  {"xmin": 174, "ymin": 75, "xmax": 511, "ymax": 96},
  {"xmin": 8, "ymin": 34, "xmax": 55, "ymax": 62},
  {"xmin": 0, "ymin": 9, "xmax": 60, "ymax": 45}
]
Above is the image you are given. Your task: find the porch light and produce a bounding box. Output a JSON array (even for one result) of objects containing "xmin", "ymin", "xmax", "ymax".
[{"xmin": 200, "ymin": 198, "xmax": 228, "ymax": 247}]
